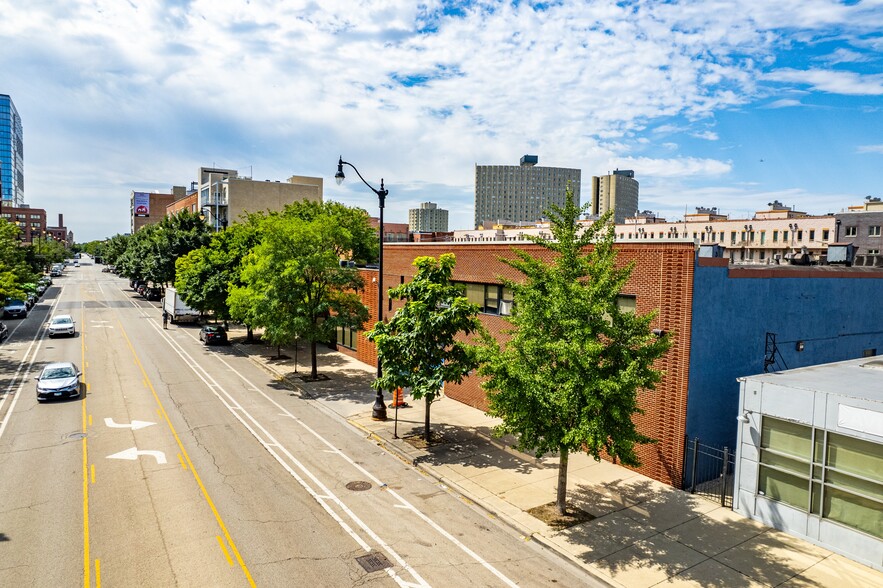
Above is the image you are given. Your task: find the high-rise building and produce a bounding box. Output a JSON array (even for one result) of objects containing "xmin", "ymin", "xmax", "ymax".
[
  {"xmin": 409, "ymin": 202, "xmax": 449, "ymax": 232},
  {"xmin": 0, "ymin": 94, "xmax": 25, "ymax": 207},
  {"xmin": 474, "ymin": 155, "xmax": 580, "ymax": 229},
  {"xmin": 590, "ymin": 169, "xmax": 639, "ymax": 224}
]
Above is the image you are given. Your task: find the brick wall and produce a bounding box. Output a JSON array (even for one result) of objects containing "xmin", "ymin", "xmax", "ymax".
[{"xmin": 342, "ymin": 242, "xmax": 696, "ymax": 487}]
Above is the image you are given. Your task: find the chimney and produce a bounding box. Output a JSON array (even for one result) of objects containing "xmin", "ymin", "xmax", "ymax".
[{"xmin": 58, "ymin": 214, "xmax": 64, "ymax": 227}]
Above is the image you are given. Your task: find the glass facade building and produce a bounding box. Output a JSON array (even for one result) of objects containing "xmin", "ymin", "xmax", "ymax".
[{"xmin": 0, "ymin": 94, "xmax": 24, "ymax": 207}]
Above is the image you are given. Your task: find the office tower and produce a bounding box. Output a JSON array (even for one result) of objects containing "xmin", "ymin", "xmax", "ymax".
[
  {"xmin": 590, "ymin": 169, "xmax": 639, "ymax": 224},
  {"xmin": 474, "ymin": 155, "xmax": 580, "ymax": 229},
  {"xmin": 0, "ymin": 94, "xmax": 24, "ymax": 207},
  {"xmin": 409, "ymin": 202, "xmax": 449, "ymax": 232}
]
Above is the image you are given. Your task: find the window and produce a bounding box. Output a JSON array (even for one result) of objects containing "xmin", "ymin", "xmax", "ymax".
[
  {"xmin": 783, "ymin": 230, "xmax": 789, "ymax": 241},
  {"xmin": 844, "ymin": 226, "xmax": 857, "ymax": 237},
  {"xmin": 868, "ymin": 249, "xmax": 880, "ymax": 255},
  {"xmin": 616, "ymin": 295, "xmax": 636, "ymax": 313},
  {"xmin": 760, "ymin": 231, "xmax": 766, "ymax": 245},
  {"xmin": 336, "ymin": 326, "xmax": 358, "ymax": 350},
  {"xmin": 460, "ymin": 283, "xmax": 514, "ymax": 316},
  {"xmin": 809, "ymin": 230, "xmax": 815, "ymax": 241},
  {"xmin": 773, "ymin": 230, "xmax": 779, "ymax": 243},
  {"xmin": 822, "ymin": 229, "xmax": 829, "ymax": 241},
  {"xmin": 869, "ymin": 226, "xmax": 881, "ymax": 237},
  {"xmin": 797, "ymin": 230, "xmax": 803, "ymax": 241},
  {"xmin": 758, "ymin": 416, "xmax": 883, "ymax": 539},
  {"xmin": 731, "ymin": 231, "xmax": 737, "ymax": 245}
]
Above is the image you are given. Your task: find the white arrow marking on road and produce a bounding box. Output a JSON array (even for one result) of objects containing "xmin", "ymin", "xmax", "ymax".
[
  {"xmin": 104, "ymin": 417, "xmax": 156, "ymax": 431},
  {"xmin": 90, "ymin": 325, "xmax": 115, "ymax": 329},
  {"xmin": 107, "ymin": 447, "xmax": 167, "ymax": 464}
]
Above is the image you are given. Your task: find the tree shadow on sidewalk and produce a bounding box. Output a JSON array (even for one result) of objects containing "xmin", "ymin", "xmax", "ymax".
[{"xmin": 409, "ymin": 423, "xmax": 543, "ymax": 476}]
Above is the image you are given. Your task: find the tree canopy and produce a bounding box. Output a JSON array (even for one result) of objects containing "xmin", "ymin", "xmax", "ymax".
[
  {"xmin": 478, "ymin": 187, "xmax": 671, "ymax": 515},
  {"xmin": 229, "ymin": 201, "xmax": 373, "ymax": 377},
  {"xmin": 367, "ymin": 254, "xmax": 484, "ymax": 442}
]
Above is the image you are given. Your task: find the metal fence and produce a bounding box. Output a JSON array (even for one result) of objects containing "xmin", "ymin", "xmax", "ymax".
[{"xmin": 682, "ymin": 437, "xmax": 735, "ymax": 507}]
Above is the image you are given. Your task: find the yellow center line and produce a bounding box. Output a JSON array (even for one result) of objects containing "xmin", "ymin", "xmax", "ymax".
[
  {"xmin": 95, "ymin": 559, "xmax": 101, "ymax": 588},
  {"xmin": 117, "ymin": 320, "xmax": 256, "ymax": 586},
  {"xmin": 82, "ymin": 300, "xmax": 90, "ymax": 588},
  {"xmin": 216, "ymin": 536, "xmax": 234, "ymax": 566},
  {"xmin": 91, "ymin": 464, "xmax": 96, "ymax": 484}
]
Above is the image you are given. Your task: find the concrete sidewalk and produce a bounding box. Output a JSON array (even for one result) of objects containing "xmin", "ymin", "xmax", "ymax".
[{"xmin": 228, "ymin": 332, "xmax": 882, "ymax": 588}]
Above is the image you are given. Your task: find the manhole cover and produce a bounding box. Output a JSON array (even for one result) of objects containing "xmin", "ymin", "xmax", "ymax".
[
  {"xmin": 356, "ymin": 552, "xmax": 392, "ymax": 573},
  {"xmin": 346, "ymin": 481, "xmax": 372, "ymax": 492},
  {"xmin": 67, "ymin": 432, "xmax": 87, "ymax": 440}
]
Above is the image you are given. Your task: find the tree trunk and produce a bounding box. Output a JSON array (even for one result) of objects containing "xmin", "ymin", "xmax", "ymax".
[
  {"xmin": 556, "ymin": 448, "xmax": 569, "ymax": 516},
  {"xmin": 246, "ymin": 326, "xmax": 254, "ymax": 342},
  {"xmin": 276, "ymin": 345, "xmax": 281, "ymax": 359},
  {"xmin": 424, "ymin": 397, "xmax": 432, "ymax": 443},
  {"xmin": 311, "ymin": 339, "xmax": 318, "ymax": 379}
]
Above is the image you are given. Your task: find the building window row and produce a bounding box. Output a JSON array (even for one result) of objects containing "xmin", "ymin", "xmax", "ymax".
[
  {"xmin": 758, "ymin": 416, "xmax": 883, "ymax": 540},
  {"xmin": 336, "ymin": 325, "xmax": 358, "ymax": 351}
]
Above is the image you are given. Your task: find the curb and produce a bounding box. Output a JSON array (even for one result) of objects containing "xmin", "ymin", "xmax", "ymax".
[{"xmin": 233, "ymin": 340, "xmax": 614, "ymax": 586}]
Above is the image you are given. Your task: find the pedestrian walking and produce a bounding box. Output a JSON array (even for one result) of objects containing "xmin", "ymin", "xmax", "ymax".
[{"xmin": 162, "ymin": 310, "xmax": 169, "ymax": 329}]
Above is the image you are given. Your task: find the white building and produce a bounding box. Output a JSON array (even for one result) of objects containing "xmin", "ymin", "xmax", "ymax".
[
  {"xmin": 734, "ymin": 357, "xmax": 883, "ymax": 571},
  {"xmin": 409, "ymin": 202, "xmax": 449, "ymax": 232}
]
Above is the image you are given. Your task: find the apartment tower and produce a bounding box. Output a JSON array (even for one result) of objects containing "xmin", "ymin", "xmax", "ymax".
[
  {"xmin": 409, "ymin": 202, "xmax": 449, "ymax": 232},
  {"xmin": 591, "ymin": 169, "xmax": 639, "ymax": 224},
  {"xmin": 474, "ymin": 155, "xmax": 580, "ymax": 229}
]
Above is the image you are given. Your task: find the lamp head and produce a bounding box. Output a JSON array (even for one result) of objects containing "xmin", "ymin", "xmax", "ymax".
[{"xmin": 335, "ymin": 157, "xmax": 345, "ymax": 186}]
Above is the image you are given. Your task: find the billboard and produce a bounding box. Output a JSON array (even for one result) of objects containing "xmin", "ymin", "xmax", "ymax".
[{"xmin": 133, "ymin": 192, "xmax": 150, "ymax": 217}]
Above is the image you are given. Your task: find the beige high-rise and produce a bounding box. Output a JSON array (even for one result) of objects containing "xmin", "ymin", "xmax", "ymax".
[{"xmin": 591, "ymin": 169, "xmax": 639, "ymax": 224}]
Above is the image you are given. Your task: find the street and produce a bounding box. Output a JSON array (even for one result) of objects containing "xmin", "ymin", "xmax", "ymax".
[{"xmin": 0, "ymin": 259, "xmax": 593, "ymax": 587}]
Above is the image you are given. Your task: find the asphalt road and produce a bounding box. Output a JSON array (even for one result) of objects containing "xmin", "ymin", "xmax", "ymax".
[{"xmin": 0, "ymin": 258, "xmax": 596, "ymax": 587}]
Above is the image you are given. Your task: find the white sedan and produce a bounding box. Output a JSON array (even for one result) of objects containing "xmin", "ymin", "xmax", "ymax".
[
  {"xmin": 35, "ymin": 362, "xmax": 82, "ymax": 401},
  {"xmin": 47, "ymin": 314, "xmax": 76, "ymax": 337}
]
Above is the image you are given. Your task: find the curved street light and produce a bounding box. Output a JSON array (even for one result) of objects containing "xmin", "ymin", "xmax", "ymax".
[{"xmin": 336, "ymin": 156, "xmax": 388, "ymax": 421}]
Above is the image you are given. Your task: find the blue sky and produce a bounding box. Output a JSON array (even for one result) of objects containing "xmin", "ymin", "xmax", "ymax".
[{"xmin": 1, "ymin": 0, "xmax": 882, "ymax": 242}]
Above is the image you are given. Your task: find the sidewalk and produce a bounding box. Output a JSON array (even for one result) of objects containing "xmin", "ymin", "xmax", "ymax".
[{"xmin": 230, "ymin": 332, "xmax": 883, "ymax": 588}]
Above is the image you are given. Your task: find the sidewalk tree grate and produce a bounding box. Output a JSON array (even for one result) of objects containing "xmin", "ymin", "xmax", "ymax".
[
  {"xmin": 345, "ymin": 481, "xmax": 372, "ymax": 492},
  {"xmin": 356, "ymin": 552, "xmax": 392, "ymax": 573}
]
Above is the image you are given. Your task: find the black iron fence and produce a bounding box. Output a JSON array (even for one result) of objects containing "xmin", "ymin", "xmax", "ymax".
[{"xmin": 682, "ymin": 436, "xmax": 735, "ymax": 507}]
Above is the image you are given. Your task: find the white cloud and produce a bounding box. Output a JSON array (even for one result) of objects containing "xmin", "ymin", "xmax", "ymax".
[
  {"xmin": 766, "ymin": 68, "xmax": 883, "ymax": 95},
  {"xmin": 763, "ymin": 99, "xmax": 803, "ymax": 109},
  {"xmin": 1, "ymin": 1, "xmax": 882, "ymax": 239},
  {"xmin": 857, "ymin": 144, "xmax": 883, "ymax": 154},
  {"xmin": 613, "ymin": 157, "xmax": 732, "ymax": 179}
]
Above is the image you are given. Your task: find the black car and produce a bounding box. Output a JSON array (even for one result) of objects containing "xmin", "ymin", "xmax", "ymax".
[
  {"xmin": 144, "ymin": 287, "xmax": 163, "ymax": 301},
  {"xmin": 199, "ymin": 325, "xmax": 228, "ymax": 345},
  {"xmin": 0, "ymin": 322, "xmax": 8, "ymax": 342}
]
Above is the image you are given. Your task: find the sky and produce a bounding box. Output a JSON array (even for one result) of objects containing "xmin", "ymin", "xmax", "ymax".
[{"xmin": 1, "ymin": 0, "xmax": 882, "ymax": 243}]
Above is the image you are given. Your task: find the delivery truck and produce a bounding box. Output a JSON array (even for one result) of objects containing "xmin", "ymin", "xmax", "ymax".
[{"xmin": 162, "ymin": 287, "xmax": 200, "ymax": 323}]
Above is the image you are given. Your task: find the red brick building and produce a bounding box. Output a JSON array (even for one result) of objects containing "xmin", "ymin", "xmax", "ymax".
[{"xmin": 338, "ymin": 241, "xmax": 696, "ymax": 487}]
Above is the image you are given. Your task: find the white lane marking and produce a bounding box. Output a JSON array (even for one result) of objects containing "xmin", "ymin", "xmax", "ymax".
[
  {"xmin": 104, "ymin": 418, "xmax": 156, "ymax": 430},
  {"xmin": 125, "ymin": 302, "xmax": 428, "ymax": 588},
  {"xmin": 131, "ymin": 305, "xmax": 517, "ymax": 587},
  {"xmin": 107, "ymin": 447, "xmax": 168, "ymax": 464},
  {"xmin": 0, "ymin": 291, "xmax": 66, "ymax": 440}
]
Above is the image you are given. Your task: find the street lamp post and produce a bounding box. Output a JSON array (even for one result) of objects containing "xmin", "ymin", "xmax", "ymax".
[{"xmin": 335, "ymin": 156, "xmax": 388, "ymax": 421}]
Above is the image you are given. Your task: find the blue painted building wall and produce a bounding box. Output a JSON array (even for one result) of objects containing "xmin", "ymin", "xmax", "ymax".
[{"xmin": 686, "ymin": 259, "xmax": 883, "ymax": 450}]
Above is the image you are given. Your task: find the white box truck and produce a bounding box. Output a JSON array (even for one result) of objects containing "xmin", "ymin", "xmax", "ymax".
[{"xmin": 162, "ymin": 287, "xmax": 200, "ymax": 323}]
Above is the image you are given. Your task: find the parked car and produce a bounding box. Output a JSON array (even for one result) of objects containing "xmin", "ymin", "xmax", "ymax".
[
  {"xmin": 2, "ymin": 299, "xmax": 28, "ymax": 319},
  {"xmin": 137, "ymin": 284, "xmax": 148, "ymax": 296},
  {"xmin": 199, "ymin": 325, "xmax": 228, "ymax": 345},
  {"xmin": 144, "ymin": 287, "xmax": 163, "ymax": 301},
  {"xmin": 47, "ymin": 314, "xmax": 76, "ymax": 337},
  {"xmin": 25, "ymin": 293, "xmax": 38, "ymax": 309},
  {"xmin": 0, "ymin": 322, "xmax": 8, "ymax": 342},
  {"xmin": 35, "ymin": 362, "xmax": 82, "ymax": 401},
  {"xmin": 50, "ymin": 267, "xmax": 63, "ymax": 277}
]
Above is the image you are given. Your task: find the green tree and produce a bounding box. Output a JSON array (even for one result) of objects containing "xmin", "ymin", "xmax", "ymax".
[
  {"xmin": 477, "ymin": 188, "xmax": 671, "ymax": 515},
  {"xmin": 116, "ymin": 211, "xmax": 211, "ymax": 286},
  {"xmin": 176, "ymin": 213, "xmax": 264, "ymax": 327},
  {"xmin": 229, "ymin": 204, "xmax": 371, "ymax": 378},
  {"xmin": 0, "ymin": 219, "xmax": 34, "ymax": 301},
  {"xmin": 367, "ymin": 254, "xmax": 483, "ymax": 442}
]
